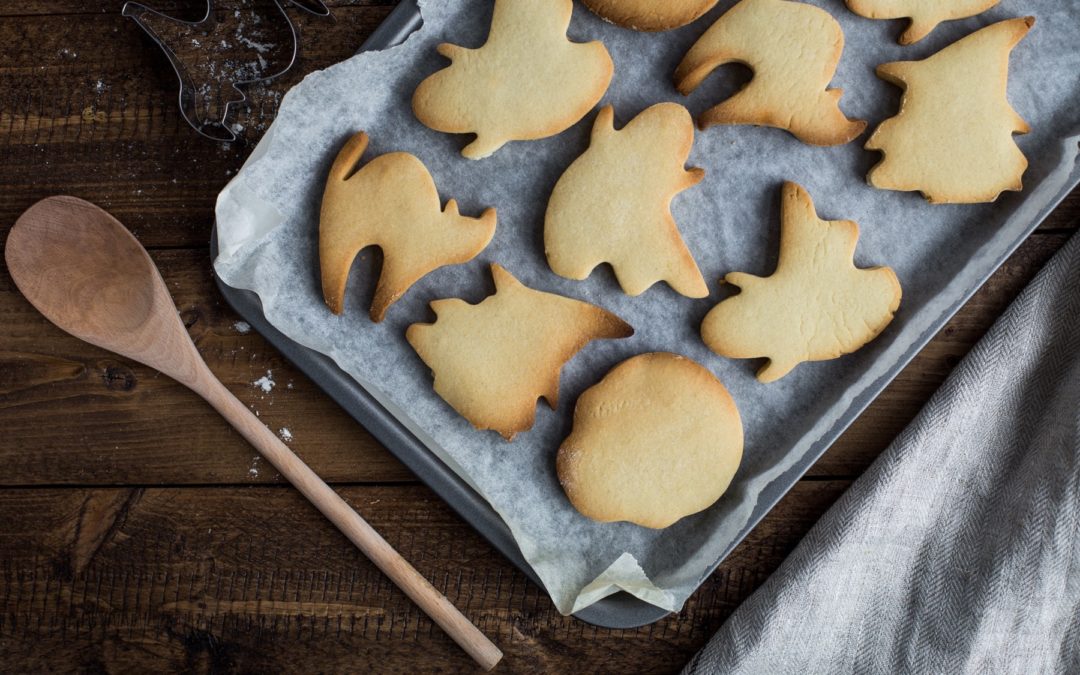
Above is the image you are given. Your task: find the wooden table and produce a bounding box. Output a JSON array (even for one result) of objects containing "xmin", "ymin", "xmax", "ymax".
[{"xmin": 1, "ymin": 2, "xmax": 1076, "ymax": 672}]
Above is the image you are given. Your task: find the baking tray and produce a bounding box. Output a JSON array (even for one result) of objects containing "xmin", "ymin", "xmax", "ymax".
[
  {"xmin": 212, "ymin": 0, "xmax": 666, "ymax": 629},
  {"xmin": 212, "ymin": 0, "xmax": 1080, "ymax": 629}
]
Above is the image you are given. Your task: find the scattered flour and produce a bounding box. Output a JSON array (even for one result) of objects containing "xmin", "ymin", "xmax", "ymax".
[
  {"xmin": 252, "ymin": 370, "xmax": 275, "ymax": 393},
  {"xmin": 233, "ymin": 320, "xmax": 251, "ymax": 334},
  {"xmin": 248, "ymin": 455, "xmax": 261, "ymax": 478},
  {"xmin": 237, "ymin": 35, "xmax": 274, "ymax": 53},
  {"xmin": 278, "ymin": 428, "xmax": 293, "ymax": 442}
]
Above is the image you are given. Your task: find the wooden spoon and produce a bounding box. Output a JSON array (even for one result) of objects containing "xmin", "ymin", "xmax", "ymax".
[{"xmin": 6, "ymin": 196, "xmax": 502, "ymax": 671}]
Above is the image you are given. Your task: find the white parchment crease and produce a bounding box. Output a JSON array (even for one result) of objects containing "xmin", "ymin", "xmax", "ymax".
[{"xmin": 214, "ymin": 0, "xmax": 1080, "ymax": 615}]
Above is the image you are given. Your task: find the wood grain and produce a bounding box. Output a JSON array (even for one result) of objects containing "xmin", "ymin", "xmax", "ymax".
[
  {"xmin": 4, "ymin": 1, "xmax": 396, "ymax": 16},
  {"xmin": 7, "ymin": 195, "xmax": 499, "ymax": 668},
  {"xmin": 0, "ymin": 481, "xmax": 848, "ymax": 673},
  {"xmin": 0, "ymin": 246, "xmax": 407, "ymax": 485},
  {"xmin": 0, "ymin": 4, "xmax": 394, "ymax": 248},
  {"xmin": 1, "ymin": 0, "xmax": 1078, "ymax": 672}
]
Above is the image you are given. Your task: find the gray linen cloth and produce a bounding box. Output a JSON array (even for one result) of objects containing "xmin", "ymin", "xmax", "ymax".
[{"xmin": 685, "ymin": 231, "xmax": 1080, "ymax": 674}]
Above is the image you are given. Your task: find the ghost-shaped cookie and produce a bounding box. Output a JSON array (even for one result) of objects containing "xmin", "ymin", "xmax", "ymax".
[
  {"xmin": 845, "ymin": 0, "xmax": 1002, "ymax": 45},
  {"xmin": 412, "ymin": 0, "xmax": 613, "ymax": 159},
  {"xmin": 545, "ymin": 104, "xmax": 708, "ymax": 298},
  {"xmin": 701, "ymin": 183, "xmax": 901, "ymax": 383}
]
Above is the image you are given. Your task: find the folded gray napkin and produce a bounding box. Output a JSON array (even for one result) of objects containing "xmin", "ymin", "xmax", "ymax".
[{"xmin": 685, "ymin": 231, "xmax": 1080, "ymax": 674}]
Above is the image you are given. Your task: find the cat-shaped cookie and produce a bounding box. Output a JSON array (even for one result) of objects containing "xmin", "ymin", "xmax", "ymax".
[{"xmin": 320, "ymin": 132, "xmax": 496, "ymax": 321}]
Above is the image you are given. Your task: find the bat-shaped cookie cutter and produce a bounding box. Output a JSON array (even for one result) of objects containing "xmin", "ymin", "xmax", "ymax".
[{"xmin": 122, "ymin": 0, "xmax": 330, "ymax": 142}]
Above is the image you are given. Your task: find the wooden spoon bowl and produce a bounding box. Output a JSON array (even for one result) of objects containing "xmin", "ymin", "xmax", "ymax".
[{"xmin": 7, "ymin": 196, "xmax": 201, "ymax": 383}]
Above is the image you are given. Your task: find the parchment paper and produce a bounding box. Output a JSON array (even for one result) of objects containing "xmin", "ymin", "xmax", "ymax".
[{"xmin": 214, "ymin": 0, "xmax": 1080, "ymax": 615}]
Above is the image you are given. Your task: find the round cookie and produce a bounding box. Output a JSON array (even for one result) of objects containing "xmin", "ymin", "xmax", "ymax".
[
  {"xmin": 581, "ymin": 0, "xmax": 720, "ymax": 31},
  {"xmin": 556, "ymin": 352, "xmax": 743, "ymax": 529}
]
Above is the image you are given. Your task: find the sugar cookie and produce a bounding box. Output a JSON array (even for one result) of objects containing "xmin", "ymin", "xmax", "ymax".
[
  {"xmin": 557, "ymin": 352, "xmax": 743, "ymax": 529},
  {"xmin": 320, "ymin": 132, "xmax": 496, "ymax": 322},
  {"xmin": 406, "ymin": 264, "xmax": 633, "ymax": 440},
  {"xmin": 701, "ymin": 183, "xmax": 901, "ymax": 383},
  {"xmin": 412, "ymin": 0, "xmax": 613, "ymax": 160},
  {"xmin": 845, "ymin": 0, "xmax": 1001, "ymax": 45},
  {"xmin": 580, "ymin": 0, "xmax": 720, "ymax": 31},
  {"xmin": 544, "ymin": 104, "xmax": 708, "ymax": 299},
  {"xmin": 865, "ymin": 17, "xmax": 1034, "ymax": 204},
  {"xmin": 674, "ymin": 0, "xmax": 866, "ymax": 146}
]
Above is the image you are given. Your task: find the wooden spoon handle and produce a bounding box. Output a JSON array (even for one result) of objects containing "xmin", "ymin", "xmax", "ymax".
[{"xmin": 195, "ymin": 375, "xmax": 503, "ymax": 671}]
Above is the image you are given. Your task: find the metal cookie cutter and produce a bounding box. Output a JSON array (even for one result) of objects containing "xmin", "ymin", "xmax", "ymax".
[{"xmin": 123, "ymin": 0, "xmax": 330, "ymax": 142}]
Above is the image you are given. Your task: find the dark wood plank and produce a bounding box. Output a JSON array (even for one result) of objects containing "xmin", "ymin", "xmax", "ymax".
[
  {"xmin": 0, "ymin": 247, "xmax": 411, "ymax": 485},
  {"xmin": 3, "ymin": 0, "xmax": 395, "ymax": 16},
  {"xmin": 1, "ymin": 2, "xmax": 1077, "ymax": 672},
  {"xmin": 0, "ymin": 480, "xmax": 848, "ymax": 673},
  {"xmin": 0, "ymin": 6, "xmax": 394, "ymax": 248},
  {"xmin": 0, "ymin": 233, "xmax": 1070, "ymax": 486}
]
